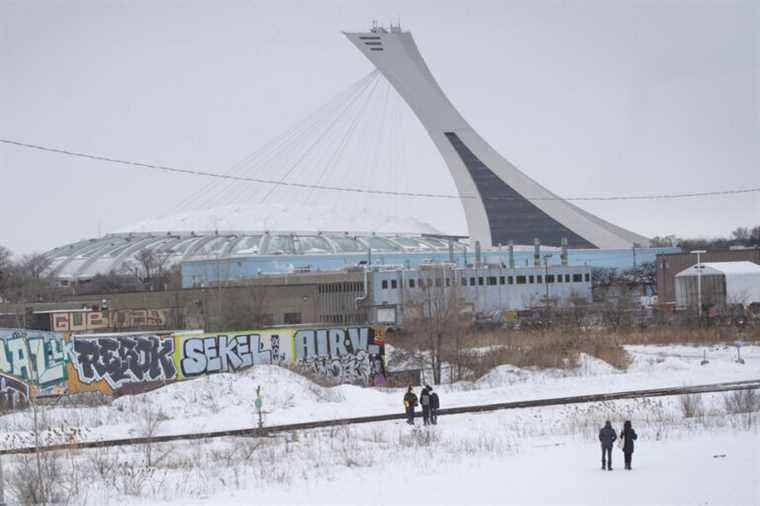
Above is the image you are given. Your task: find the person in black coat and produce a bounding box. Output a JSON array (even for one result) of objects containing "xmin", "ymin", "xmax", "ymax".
[
  {"xmin": 403, "ymin": 386, "xmax": 418, "ymax": 425},
  {"xmin": 620, "ymin": 420, "xmax": 638, "ymax": 470},
  {"xmin": 429, "ymin": 388, "xmax": 440, "ymax": 425},
  {"xmin": 598, "ymin": 420, "xmax": 617, "ymax": 470},
  {"xmin": 419, "ymin": 386, "xmax": 432, "ymax": 426}
]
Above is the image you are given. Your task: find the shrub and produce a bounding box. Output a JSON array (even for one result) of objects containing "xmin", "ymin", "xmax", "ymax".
[
  {"xmin": 723, "ymin": 389, "xmax": 760, "ymax": 414},
  {"xmin": 678, "ymin": 393, "xmax": 705, "ymax": 418}
]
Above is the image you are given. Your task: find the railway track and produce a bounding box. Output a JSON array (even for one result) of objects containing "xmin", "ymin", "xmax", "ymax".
[{"xmin": 1, "ymin": 378, "xmax": 758, "ymax": 456}]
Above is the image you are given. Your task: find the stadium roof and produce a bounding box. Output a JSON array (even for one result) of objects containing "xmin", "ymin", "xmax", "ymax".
[{"xmin": 44, "ymin": 231, "xmax": 465, "ymax": 280}]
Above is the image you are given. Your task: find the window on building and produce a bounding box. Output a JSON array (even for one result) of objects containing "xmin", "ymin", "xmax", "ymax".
[
  {"xmin": 445, "ymin": 278, "xmax": 451, "ymax": 287},
  {"xmin": 470, "ymin": 277, "xmax": 476, "ymax": 286},
  {"xmin": 528, "ymin": 275, "xmax": 535, "ymax": 284},
  {"xmin": 427, "ymin": 278, "xmax": 433, "ymax": 288},
  {"xmin": 584, "ymin": 273, "xmax": 590, "ymax": 282},
  {"xmin": 557, "ymin": 274, "xmax": 563, "ymax": 283},
  {"xmin": 565, "ymin": 274, "xmax": 571, "ymax": 283},
  {"xmin": 487, "ymin": 276, "xmax": 497, "ymax": 286},
  {"xmin": 573, "ymin": 273, "xmax": 583, "ymax": 282},
  {"xmin": 284, "ymin": 312, "xmax": 302, "ymax": 324},
  {"xmin": 478, "ymin": 277, "xmax": 484, "ymax": 286},
  {"xmin": 72, "ymin": 312, "xmax": 83, "ymax": 326},
  {"xmin": 381, "ymin": 280, "xmax": 388, "ymax": 289},
  {"xmin": 508, "ymin": 276, "xmax": 514, "ymax": 285},
  {"xmin": 499, "ymin": 276, "xmax": 505, "ymax": 285},
  {"xmin": 435, "ymin": 278, "xmax": 442, "ymax": 287},
  {"xmin": 516, "ymin": 275, "xmax": 526, "ymax": 284},
  {"xmin": 409, "ymin": 278, "xmax": 416, "ymax": 288},
  {"xmin": 537, "ymin": 275, "xmax": 543, "ymax": 283},
  {"xmin": 391, "ymin": 279, "xmax": 398, "ymax": 289},
  {"xmin": 546, "ymin": 274, "xmax": 555, "ymax": 283}
]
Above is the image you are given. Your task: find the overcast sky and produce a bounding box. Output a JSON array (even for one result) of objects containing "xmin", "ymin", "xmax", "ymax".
[{"xmin": 1, "ymin": 0, "xmax": 758, "ymax": 254}]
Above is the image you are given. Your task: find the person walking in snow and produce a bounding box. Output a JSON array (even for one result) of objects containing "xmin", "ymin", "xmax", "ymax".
[
  {"xmin": 420, "ymin": 385, "xmax": 432, "ymax": 425},
  {"xmin": 598, "ymin": 420, "xmax": 617, "ymax": 470},
  {"xmin": 429, "ymin": 387, "xmax": 440, "ymax": 425},
  {"xmin": 620, "ymin": 420, "xmax": 638, "ymax": 470},
  {"xmin": 403, "ymin": 386, "xmax": 418, "ymax": 425}
]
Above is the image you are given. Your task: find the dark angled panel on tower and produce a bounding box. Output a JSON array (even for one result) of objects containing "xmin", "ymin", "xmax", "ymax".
[{"xmin": 444, "ymin": 132, "xmax": 595, "ymax": 248}]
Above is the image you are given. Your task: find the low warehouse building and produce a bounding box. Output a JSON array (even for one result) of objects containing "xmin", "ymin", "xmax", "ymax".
[
  {"xmin": 675, "ymin": 261, "xmax": 760, "ymax": 309},
  {"xmin": 369, "ymin": 263, "xmax": 592, "ymax": 323}
]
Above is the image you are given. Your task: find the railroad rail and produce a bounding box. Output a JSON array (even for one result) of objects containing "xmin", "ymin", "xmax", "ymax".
[{"xmin": 1, "ymin": 378, "xmax": 758, "ymax": 456}]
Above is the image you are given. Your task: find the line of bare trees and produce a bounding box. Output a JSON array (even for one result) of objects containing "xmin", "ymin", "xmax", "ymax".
[
  {"xmin": 650, "ymin": 224, "xmax": 760, "ymax": 249},
  {"xmin": 0, "ymin": 245, "xmax": 54, "ymax": 303},
  {"xmin": 0, "ymin": 244, "xmax": 181, "ymax": 304}
]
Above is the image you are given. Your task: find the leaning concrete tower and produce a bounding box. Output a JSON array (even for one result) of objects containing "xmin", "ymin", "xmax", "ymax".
[{"xmin": 344, "ymin": 25, "xmax": 649, "ymax": 249}]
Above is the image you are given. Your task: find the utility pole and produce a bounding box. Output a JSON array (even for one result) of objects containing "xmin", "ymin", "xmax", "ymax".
[
  {"xmin": 21, "ymin": 331, "xmax": 44, "ymax": 502},
  {"xmin": 543, "ymin": 254, "xmax": 552, "ymax": 306},
  {"xmin": 0, "ymin": 451, "xmax": 5, "ymax": 506},
  {"xmin": 255, "ymin": 385, "xmax": 264, "ymax": 429},
  {"xmin": 691, "ymin": 250, "xmax": 707, "ymax": 318},
  {"xmin": 632, "ymin": 243, "xmax": 638, "ymax": 269}
]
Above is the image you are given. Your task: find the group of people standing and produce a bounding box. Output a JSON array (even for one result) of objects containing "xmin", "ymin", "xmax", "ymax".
[
  {"xmin": 403, "ymin": 385, "xmax": 439, "ymax": 425},
  {"xmin": 402, "ymin": 387, "xmax": 640, "ymax": 471},
  {"xmin": 599, "ymin": 420, "xmax": 638, "ymax": 470}
]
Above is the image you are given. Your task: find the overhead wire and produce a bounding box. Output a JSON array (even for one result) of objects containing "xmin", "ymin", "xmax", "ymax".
[{"xmin": 1, "ymin": 138, "xmax": 759, "ymax": 202}]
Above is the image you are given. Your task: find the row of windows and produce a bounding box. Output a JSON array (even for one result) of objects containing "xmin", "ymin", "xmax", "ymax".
[
  {"xmin": 465, "ymin": 273, "xmax": 588, "ymax": 286},
  {"xmin": 380, "ymin": 273, "xmax": 589, "ymax": 290},
  {"xmin": 318, "ymin": 282, "xmax": 364, "ymax": 294},
  {"xmin": 320, "ymin": 313, "xmax": 365, "ymax": 324},
  {"xmin": 380, "ymin": 277, "xmax": 455, "ymax": 290}
]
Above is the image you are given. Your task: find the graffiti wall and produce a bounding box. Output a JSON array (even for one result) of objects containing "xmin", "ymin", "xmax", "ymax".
[
  {"xmin": 0, "ymin": 326, "xmax": 385, "ymax": 406},
  {"xmin": 47, "ymin": 308, "xmax": 169, "ymax": 332}
]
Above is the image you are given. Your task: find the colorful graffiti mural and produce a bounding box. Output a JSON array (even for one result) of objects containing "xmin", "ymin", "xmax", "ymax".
[{"xmin": 0, "ymin": 326, "xmax": 385, "ymax": 407}]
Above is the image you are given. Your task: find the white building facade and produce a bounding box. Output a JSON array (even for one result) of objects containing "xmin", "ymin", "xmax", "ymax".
[{"xmin": 369, "ymin": 263, "xmax": 592, "ymax": 323}]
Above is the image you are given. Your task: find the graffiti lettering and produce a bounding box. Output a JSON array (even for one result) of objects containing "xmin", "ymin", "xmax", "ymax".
[
  {"xmin": 72, "ymin": 336, "xmax": 176, "ymax": 389},
  {"xmin": 179, "ymin": 333, "xmax": 282, "ymax": 377},
  {"xmin": 0, "ymin": 330, "xmax": 69, "ymax": 389},
  {"xmin": 0, "ymin": 325, "xmax": 386, "ymax": 399},
  {"xmin": 293, "ymin": 327, "xmax": 385, "ymax": 385}
]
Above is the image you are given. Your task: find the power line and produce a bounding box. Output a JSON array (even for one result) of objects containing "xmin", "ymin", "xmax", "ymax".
[{"xmin": 2, "ymin": 137, "xmax": 759, "ymax": 202}]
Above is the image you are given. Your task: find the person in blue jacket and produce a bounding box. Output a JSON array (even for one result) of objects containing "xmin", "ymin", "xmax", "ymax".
[{"xmin": 598, "ymin": 420, "xmax": 617, "ymax": 470}]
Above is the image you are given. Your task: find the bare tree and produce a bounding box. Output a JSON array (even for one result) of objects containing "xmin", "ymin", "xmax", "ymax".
[
  {"xmin": 0, "ymin": 244, "xmax": 12, "ymax": 300},
  {"xmin": 18, "ymin": 253, "xmax": 52, "ymax": 279},
  {"xmin": 132, "ymin": 248, "xmax": 172, "ymax": 291},
  {"xmin": 0, "ymin": 249, "xmax": 55, "ymax": 303},
  {"xmin": 402, "ymin": 267, "xmax": 470, "ymax": 385},
  {"xmin": 731, "ymin": 227, "xmax": 750, "ymax": 242}
]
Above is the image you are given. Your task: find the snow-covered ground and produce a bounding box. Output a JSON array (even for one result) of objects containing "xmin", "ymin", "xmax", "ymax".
[
  {"xmin": 201, "ymin": 432, "xmax": 758, "ymax": 506},
  {"xmin": 1, "ymin": 344, "xmax": 758, "ymax": 505}
]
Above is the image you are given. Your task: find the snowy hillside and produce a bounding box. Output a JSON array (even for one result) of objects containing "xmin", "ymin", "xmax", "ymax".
[{"xmin": 1, "ymin": 344, "xmax": 758, "ymax": 505}]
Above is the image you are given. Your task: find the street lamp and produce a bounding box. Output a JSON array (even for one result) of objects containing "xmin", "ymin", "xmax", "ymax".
[{"xmin": 690, "ymin": 250, "xmax": 707, "ymax": 317}]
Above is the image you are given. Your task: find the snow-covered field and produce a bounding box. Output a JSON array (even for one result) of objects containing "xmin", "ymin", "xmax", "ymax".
[{"xmin": 2, "ymin": 344, "xmax": 759, "ymax": 505}]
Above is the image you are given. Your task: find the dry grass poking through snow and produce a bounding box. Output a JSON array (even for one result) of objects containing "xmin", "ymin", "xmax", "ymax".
[
  {"xmin": 414, "ymin": 331, "xmax": 634, "ymax": 381},
  {"xmin": 396, "ymin": 324, "xmax": 760, "ymax": 383},
  {"xmin": 5, "ymin": 390, "xmax": 757, "ymax": 506}
]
